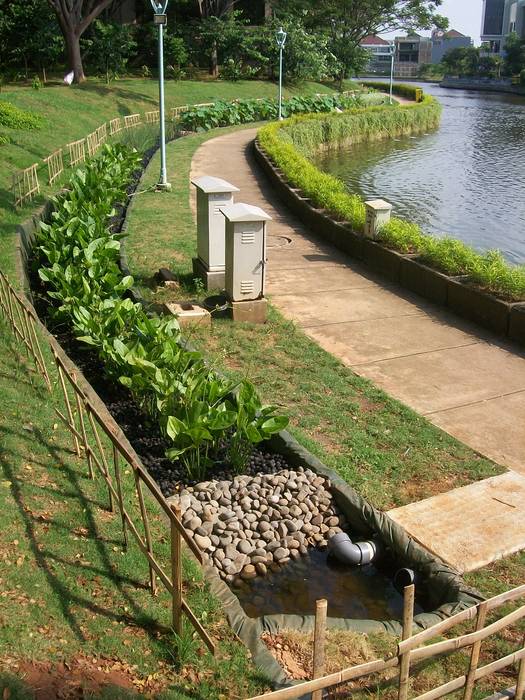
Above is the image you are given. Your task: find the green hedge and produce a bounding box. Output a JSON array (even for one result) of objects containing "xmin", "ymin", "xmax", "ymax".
[
  {"xmin": 360, "ymin": 81, "xmax": 424, "ymax": 103},
  {"xmin": 258, "ymin": 97, "xmax": 525, "ymax": 301}
]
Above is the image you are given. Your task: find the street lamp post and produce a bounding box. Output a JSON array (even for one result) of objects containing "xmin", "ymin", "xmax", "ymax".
[
  {"xmin": 151, "ymin": 0, "xmax": 171, "ymax": 191},
  {"xmin": 275, "ymin": 27, "xmax": 287, "ymax": 120},
  {"xmin": 389, "ymin": 42, "xmax": 395, "ymax": 105}
]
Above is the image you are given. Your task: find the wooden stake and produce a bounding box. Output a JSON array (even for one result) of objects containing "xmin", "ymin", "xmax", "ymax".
[
  {"xmin": 56, "ymin": 361, "xmax": 80, "ymax": 455},
  {"xmin": 86, "ymin": 408, "xmax": 114, "ymax": 512},
  {"xmin": 516, "ymin": 635, "xmax": 525, "ymax": 700},
  {"xmin": 134, "ymin": 471, "xmax": 157, "ymax": 596},
  {"xmin": 27, "ymin": 312, "xmax": 51, "ymax": 390},
  {"xmin": 113, "ymin": 444, "xmax": 128, "ymax": 549},
  {"xmin": 171, "ymin": 504, "xmax": 183, "ymax": 638},
  {"xmin": 398, "ymin": 584, "xmax": 415, "ymax": 700},
  {"xmin": 312, "ymin": 598, "xmax": 328, "ymax": 700},
  {"xmin": 73, "ymin": 388, "xmax": 93, "ymax": 479},
  {"xmin": 463, "ymin": 601, "xmax": 488, "ymax": 700}
]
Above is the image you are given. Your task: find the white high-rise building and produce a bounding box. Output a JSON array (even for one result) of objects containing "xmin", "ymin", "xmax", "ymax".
[{"xmin": 481, "ymin": 0, "xmax": 525, "ymax": 53}]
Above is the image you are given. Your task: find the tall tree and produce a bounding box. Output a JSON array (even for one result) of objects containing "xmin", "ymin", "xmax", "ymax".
[
  {"xmin": 195, "ymin": 0, "xmax": 235, "ymax": 74},
  {"xmin": 270, "ymin": 0, "xmax": 448, "ymax": 83},
  {"xmin": 46, "ymin": 0, "xmax": 116, "ymax": 82}
]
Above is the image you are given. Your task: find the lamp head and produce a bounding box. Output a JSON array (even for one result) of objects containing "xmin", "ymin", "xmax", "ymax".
[
  {"xmin": 150, "ymin": 0, "xmax": 168, "ymax": 14},
  {"xmin": 389, "ymin": 42, "xmax": 396, "ymax": 55},
  {"xmin": 276, "ymin": 26, "xmax": 287, "ymax": 49}
]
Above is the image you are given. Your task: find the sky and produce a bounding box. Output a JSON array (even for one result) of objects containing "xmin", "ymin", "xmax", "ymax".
[{"xmin": 380, "ymin": 0, "xmax": 483, "ymax": 45}]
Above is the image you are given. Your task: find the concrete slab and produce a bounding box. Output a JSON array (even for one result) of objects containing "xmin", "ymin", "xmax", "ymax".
[
  {"xmin": 270, "ymin": 287, "xmax": 431, "ymax": 327},
  {"xmin": 387, "ymin": 472, "xmax": 525, "ymax": 572},
  {"xmin": 266, "ymin": 264, "xmax": 380, "ymax": 295},
  {"xmin": 305, "ymin": 313, "xmax": 482, "ymax": 366},
  {"xmin": 430, "ymin": 391, "xmax": 525, "ymax": 475},
  {"xmin": 356, "ymin": 343, "xmax": 525, "ymax": 414}
]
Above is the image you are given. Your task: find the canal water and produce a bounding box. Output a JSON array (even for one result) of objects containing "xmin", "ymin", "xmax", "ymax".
[{"xmin": 313, "ymin": 83, "xmax": 525, "ymax": 264}]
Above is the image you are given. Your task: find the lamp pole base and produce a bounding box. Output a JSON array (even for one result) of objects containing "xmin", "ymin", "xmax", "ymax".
[{"xmin": 156, "ymin": 182, "xmax": 172, "ymax": 192}]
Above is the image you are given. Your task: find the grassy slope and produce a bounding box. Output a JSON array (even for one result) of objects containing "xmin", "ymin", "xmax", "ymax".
[
  {"xmin": 124, "ymin": 129, "xmax": 501, "ymax": 512},
  {"xmin": 0, "ymin": 78, "xmax": 344, "ymax": 698},
  {"xmin": 0, "ymin": 77, "xmax": 335, "ymax": 280}
]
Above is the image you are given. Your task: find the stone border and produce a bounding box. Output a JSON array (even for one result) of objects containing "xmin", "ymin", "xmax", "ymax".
[{"xmin": 253, "ymin": 139, "xmax": 525, "ymax": 346}]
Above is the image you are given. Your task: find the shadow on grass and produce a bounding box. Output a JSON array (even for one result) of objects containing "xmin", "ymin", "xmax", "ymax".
[{"xmin": 0, "ymin": 423, "xmax": 174, "ymax": 657}]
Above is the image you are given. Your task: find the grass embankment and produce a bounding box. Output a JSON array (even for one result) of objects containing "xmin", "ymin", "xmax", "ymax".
[
  {"xmin": 258, "ymin": 98, "xmax": 525, "ymax": 301},
  {"xmin": 0, "ymin": 77, "xmax": 335, "ymax": 698},
  {"xmin": 0, "ymin": 76, "xmax": 338, "ymax": 281},
  {"xmin": 124, "ymin": 126, "xmax": 524, "ymax": 699}
]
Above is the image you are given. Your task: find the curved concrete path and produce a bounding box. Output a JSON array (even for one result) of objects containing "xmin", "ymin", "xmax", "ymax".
[{"xmin": 191, "ymin": 127, "xmax": 525, "ymax": 572}]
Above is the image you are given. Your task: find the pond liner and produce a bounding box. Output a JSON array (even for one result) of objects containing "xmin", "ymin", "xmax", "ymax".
[{"xmin": 15, "ymin": 134, "xmax": 484, "ymax": 696}]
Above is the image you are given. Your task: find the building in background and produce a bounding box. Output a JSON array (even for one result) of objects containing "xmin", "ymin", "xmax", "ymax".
[
  {"xmin": 393, "ymin": 33, "xmax": 432, "ymax": 77},
  {"xmin": 481, "ymin": 0, "xmax": 525, "ymax": 53},
  {"xmin": 359, "ymin": 35, "xmax": 392, "ymax": 75},
  {"xmin": 431, "ymin": 29, "xmax": 472, "ymax": 63}
]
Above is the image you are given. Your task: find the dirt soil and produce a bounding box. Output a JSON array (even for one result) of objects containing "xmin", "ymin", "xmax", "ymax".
[{"xmin": 1, "ymin": 655, "xmax": 139, "ymax": 699}]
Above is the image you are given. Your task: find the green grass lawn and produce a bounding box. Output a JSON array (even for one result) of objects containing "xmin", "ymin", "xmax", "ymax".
[{"xmin": 0, "ymin": 76, "xmax": 340, "ymax": 280}]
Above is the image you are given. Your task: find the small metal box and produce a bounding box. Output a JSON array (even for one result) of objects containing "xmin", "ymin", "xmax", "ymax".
[{"xmin": 221, "ymin": 203, "xmax": 272, "ymax": 302}]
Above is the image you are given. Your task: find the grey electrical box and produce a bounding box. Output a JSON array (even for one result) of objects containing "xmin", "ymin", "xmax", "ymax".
[
  {"xmin": 192, "ymin": 176, "xmax": 240, "ymax": 276},
  {"xmin": 221, "ymin": 203, "xmax": 272, "ymax": 302},
  {"xmin": 364, "ymin": 199, "xmax": 393, "ymax": 239}
]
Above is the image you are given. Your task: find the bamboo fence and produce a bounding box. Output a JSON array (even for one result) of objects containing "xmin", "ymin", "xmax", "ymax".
[
  {"xmin": 145, "ymin": 109, "xmax": 160, "ymax": 123},
  {"xmin": 109, "ymin": 117, "xmax": 123, "ymax": 135},
  {"xmin": 43, "ymin": 148, "xmax": 64, "ymax": 186},
  {"xmin": 0, "ymin": 269, "xmax": 216, "ymax": 656},
  {"xmin": 86, "ymin": 130, "xmax": 99, "ymax": 158},
  {"xmin": 12, "ymin": 163, "xmax": 40, "ymax": 208},
  {"xmin": 124, "ymin": 113, "xmax": 141, "ymax": 129},
  {"xmin": 246, "ymin": 584, "xmax": 525, "ymax": 700},
  {"xmin": 68, "ymin": 137, "xmax": 86, "ymax": 167}
]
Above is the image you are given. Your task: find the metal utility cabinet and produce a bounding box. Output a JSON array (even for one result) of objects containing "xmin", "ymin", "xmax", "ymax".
[
  {"xmin": 364, "ymin": 199, "xmax": 393, "ymax": 239},
  {"xmin": 191, "ymin": 175, "xmax": 239, "ymax": 290},
  {"xmin": 221, "ymin": 203, "xmax": 272, "ymax": 323}
]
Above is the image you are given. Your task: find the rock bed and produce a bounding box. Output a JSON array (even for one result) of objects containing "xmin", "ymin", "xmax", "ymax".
[{"xmin": 168, "ymin": 467, "xmax": 348, "ymax": 584}]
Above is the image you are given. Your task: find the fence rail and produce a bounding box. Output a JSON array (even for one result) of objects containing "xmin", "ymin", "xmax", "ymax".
[
  {"xmin": 0, "ymin": 269, "xmax": 216, "ymax": 657},
  {"xmin": 68, "ymin": 137, "xmax": 86, "ymax": 167},
  {"xmin": 43, "ymin": 148, "xmax": 64, "ymax": 185},
  {"xmin": 246, "ymin": 584, "xmax": 525, "ymax": 700},
  {"xmin": 124, "ymin": 113, "xmax": 141, "ymax": 129}
]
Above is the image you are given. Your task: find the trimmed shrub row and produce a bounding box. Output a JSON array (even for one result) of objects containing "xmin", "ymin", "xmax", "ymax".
[
  {"xmin": 35, "ymin": 144, "xmax": 287, "ymax": 481},
  {"xmin": 360, "ymin": 81, "xmax": 424, "ymax": 103},
  {"xmin": 0, "ymin": 100, "xmax": 43, "ymax": 130},
  {"xmin": 257, "ymin": 99, "xmax": 525, "ymax": 302}
]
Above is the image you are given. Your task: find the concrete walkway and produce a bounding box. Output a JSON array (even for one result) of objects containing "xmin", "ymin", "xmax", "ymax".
[{"xmin": 190, "ymin": 127, "xmax": 525, "ymax": 571}]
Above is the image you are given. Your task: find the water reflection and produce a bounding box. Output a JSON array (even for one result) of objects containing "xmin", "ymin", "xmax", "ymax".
[
  {"xmin": 233, "ymin": 548, "xmax": 425, "ymax": 620},
  {"xmin": 313, "ymin": 83, "xmax": 525, "ymax": 263}
]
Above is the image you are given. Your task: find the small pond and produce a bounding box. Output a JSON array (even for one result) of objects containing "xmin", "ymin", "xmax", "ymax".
[{"xmin": 233, "ymin": 548, "xmax": 426, "ymax": 620}]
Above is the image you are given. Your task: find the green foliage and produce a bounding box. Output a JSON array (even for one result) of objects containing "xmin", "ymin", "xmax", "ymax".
[
  {"xmin": 360, "ymin": 81, "xmax": 424, "ymax": 102},
  {"xmin": 86, "ymin": 21, "xmax": 137, "ymax": 84},
  {"xmin": 258, "ymin": 95, "xmax": 525, "ymax": 301},
  {"xmin": 504, "ymin": 32, "xmax": 525, "ymax": 76},
  {"xmin": 0, "ymin": 100, "xmax": 43, "ymax": 129},
  {"xmin": 521, "ymin": 68, "xmax": 525, "ymax": 86},
  {"xmin": 35, "ymin": 144, "xmax": 288, "ymax": 480},
  {"xmin": 178, "ymin": 92, "xmax": 365, "ymax": 131}
]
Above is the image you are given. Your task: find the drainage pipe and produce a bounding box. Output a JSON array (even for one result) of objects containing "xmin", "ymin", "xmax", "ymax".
[{"xmin": 328, "ymin": 532, "xmax": 379, "ymax": 566}]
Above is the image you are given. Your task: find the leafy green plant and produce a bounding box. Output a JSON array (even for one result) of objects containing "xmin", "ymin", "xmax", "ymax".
[
  {"xmin": 35, "ymin": 143, "xmax": 289, "ymax": 481},
  {"xmin": 0, "ymin": 100, "xmax": 43, "ymax": 129},
  {"xmin": 360, "ymin": 81, "xmax": 424, "ymax": 102}
]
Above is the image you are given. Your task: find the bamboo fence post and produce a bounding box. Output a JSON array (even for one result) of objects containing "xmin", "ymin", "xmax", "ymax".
[
  {"xmin": 113, "ymin": 444, "xmax": 128, "ymax": 549},
  {"xmin": 26, "ymin": 312, "xmax": 51, "ymax": 390},
  {"xmin": 171, "ymin": 504, "xmax": 183, "ymax": 638},
  {"xmin": 134, "ymin": 471, "xmax": 157, "ymax": 596},
  {"xmin": 312, "ymin": 598, "xmax": 328, "ymax": 700},
  {"xmin": 463, "ymin": 601, "xmax": 488, "ymax": 700},
  {"xmin": 86, "ymin": 408, "xmax": 114, "ymax": 512},
  {"xmin": 73, "ymin": 389, "xmax": 93, "ymax": 479},
  {"xmin": 398, "ymin": 584, "xmax": 416, "ymax": 700},
  {"xmin": 516, "ymin": 635, "xmax": 525, "ymax": 700},
  {"xmin": 56, "ymin": 359, "xmax": 81, "ymax": 456}
]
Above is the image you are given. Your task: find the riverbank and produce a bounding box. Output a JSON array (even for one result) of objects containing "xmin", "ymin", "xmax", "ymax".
[{"xmin": 440, "ymin": 77, "xmax": 525, "ymax": 96}]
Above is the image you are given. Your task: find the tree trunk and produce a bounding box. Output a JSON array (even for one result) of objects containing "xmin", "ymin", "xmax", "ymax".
[{"xmin": 65, "ymin": 27, "xmax": 86, "ymax": 83}]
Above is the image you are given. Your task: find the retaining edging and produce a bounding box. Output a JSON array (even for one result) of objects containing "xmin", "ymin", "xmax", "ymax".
[{"xmin": 253, "ymin": 139, "xmax": 525, "ymax": 346}]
